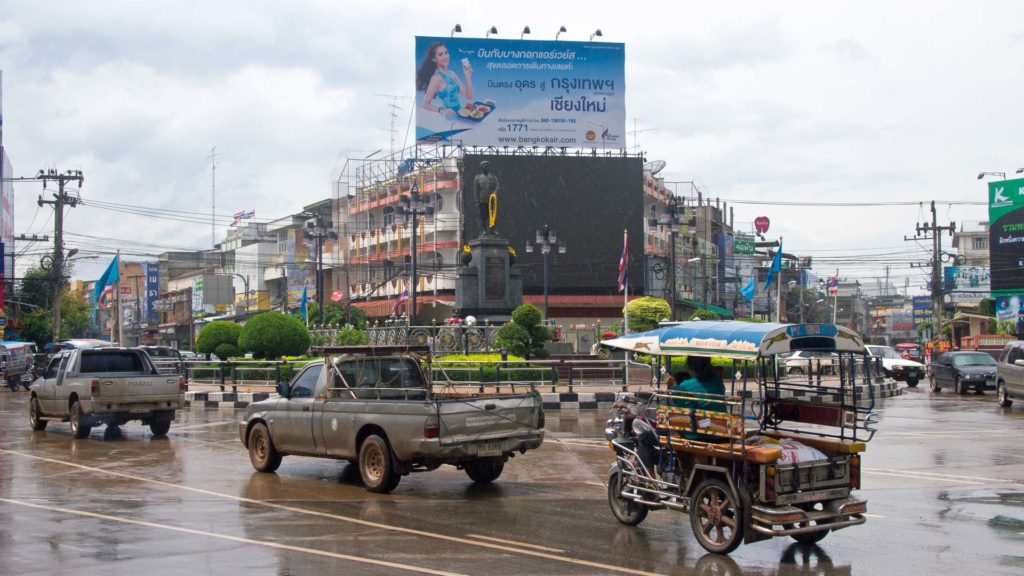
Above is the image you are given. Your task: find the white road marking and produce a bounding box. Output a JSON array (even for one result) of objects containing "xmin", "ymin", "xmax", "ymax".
[
  {"xmin": 0, "ymin": 497, "xmax": 465, "ymax": 576},
  {"xmin": 0, "ymin": 449, "xmax": 667, "ymax": 576},
  {"xmin": 864, "ymin": 467, "xmax": 1018, "ymax": 485},
  {"xmin": 465, "ymin": 534, "xmax": 565, "ymax": 553}
]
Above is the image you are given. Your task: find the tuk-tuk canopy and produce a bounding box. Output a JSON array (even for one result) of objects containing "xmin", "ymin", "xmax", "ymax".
[{"xmin": 600, "ymin": 321, "xmax": 865, "ymax": 360}]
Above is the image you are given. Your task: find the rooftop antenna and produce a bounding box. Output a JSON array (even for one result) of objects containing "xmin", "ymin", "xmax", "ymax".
[
  {"xmin": 207, "ymin": 146, "xmax": 218, "ymax": 248},
  {"xmin": 376, "ymin": 94, "xmax": 410, "ymax": 158}
]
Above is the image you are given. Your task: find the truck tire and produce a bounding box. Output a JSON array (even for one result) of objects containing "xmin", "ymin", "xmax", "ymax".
[
  {"xmin": 150, "ymin": 420, "xmax": 171, "ymax": 437},
  {"xmin": 907, "ymin": 377, "xmax": 919, "ymax": 387},
  {"xmin": 607, "ymin": 465, "xmax": 647, "ymax": 526},
  {"xmin": 29, "ymin": 396, "xmax": 47, "ymax": 431},
  {"xmin": 464, "ymin": 457, "xmax": 504, "ymax": 484},
  {"xmin": 69, "ymin": 400, "xmax": 91, "ymax": 439},
  {"xmin": 248, "ymin": 422, "xmax": 282, "ymax": 473},
  {"xmin": 997, "ymin": 382, "xmax": 1012, "ymax": 407},
  {"xmin": 690, "ymin": 477, "xmax": 743, "ymax": 554},
  {"xmin": 359, "ymin": 434, "xmax": 400, "ymax": 493}
]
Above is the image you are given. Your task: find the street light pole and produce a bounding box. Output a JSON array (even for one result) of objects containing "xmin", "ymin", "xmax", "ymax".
[
  {"xmin": 525, "ymin": 225, "xmax": 566, "ymax": 320},
  {"xmin": 304, "ymin": 214, "xmax": 338, "ymax": 325},
  {"xmin": 396, "ymin": 184, "xmax": 435, "ymax": 323}
]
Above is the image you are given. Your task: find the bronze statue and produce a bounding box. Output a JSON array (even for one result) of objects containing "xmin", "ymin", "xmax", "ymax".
[{"xmin": 473, "ymin": 161, "xmax": 499, "ymax": 235}]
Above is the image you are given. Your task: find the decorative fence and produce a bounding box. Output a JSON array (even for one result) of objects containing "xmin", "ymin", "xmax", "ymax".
[{"xmin": 310, "ymin": 318, "xmax": 500, "ymax": 356}]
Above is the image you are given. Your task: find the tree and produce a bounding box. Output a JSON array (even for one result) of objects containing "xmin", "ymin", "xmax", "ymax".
[
  {"xmin": 333, "ymin": 326, "xmax": 368, "ymax": 345},
  {"xmin": 689, "ymin": 310, "xmax": 721, "ymax": 321},
  {"xmin": 20, "ymin": 267, "xmax": 56, "ymax": 310},
  {"xmin": 239, "ymin": 312, "xmax": 311, "ymax": 359},
  {"xmin": 306, "ymin": 300, "xmax": 367, "ymax": 330},
  {"xmin": 196, "ymin": 321, "xmax": 242, "ymax": 355},
  {"xmin": 626, "ymin": 297, "xmax": 671, "ymax": 333},
  {"xmin": 494, "ymin": 303, "xmax": 551, "ymax": 359}
]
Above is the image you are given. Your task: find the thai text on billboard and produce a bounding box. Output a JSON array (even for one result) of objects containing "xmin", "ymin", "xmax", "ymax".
[
  {"xmin": 912, "ymin": 296, "xmax": 933, "ymax": 329},
  {"xmin": 988, "ymin": 177, "xmax": 1024, "ymax": 295},
  {"xmin": 943, "ymin": 266, "xmax": 990, "ymax": 303},
  {"xmin": 415, "ymin": 36, "xmax": 625, "ymax": 148}
]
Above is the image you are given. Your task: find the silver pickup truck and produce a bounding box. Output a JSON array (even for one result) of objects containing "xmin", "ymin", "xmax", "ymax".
[
  {"xmin": 29, "ymin": 348, "xmax": 185, "ymax": 438},
  {"xmin": 239, "ymin": 346, "xmax": 545, "ymax": 493}
]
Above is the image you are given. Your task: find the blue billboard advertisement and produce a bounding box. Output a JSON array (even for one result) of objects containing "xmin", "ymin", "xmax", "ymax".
[
  {"xmin": 912, "ymin": 296, "xmax": 933, "ymax": 329},
  {"xmin": 415, "ymin": 36, "xmax": 625, "ymax": 148}
]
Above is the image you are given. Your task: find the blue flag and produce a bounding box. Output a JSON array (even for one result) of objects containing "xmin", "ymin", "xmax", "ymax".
[
  {"xmin": 763, "ymin": 245, "xmax": 782, "ymax": 291},
  {"xmin": 92, "ymin": 255, "xmax": 120, "ymax": 303},
  {"xmin": 300, "ymin": 286, "xmax": 308, "ymax": 321},
  {"xmin": 738, "ymin": 278, "xmax": 755, "ymax": 301}
]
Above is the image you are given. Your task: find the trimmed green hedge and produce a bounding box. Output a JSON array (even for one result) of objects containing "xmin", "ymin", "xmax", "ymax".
[{"xmin": 435, "ymin": 354, "xmax": 557, "ymax": 384}]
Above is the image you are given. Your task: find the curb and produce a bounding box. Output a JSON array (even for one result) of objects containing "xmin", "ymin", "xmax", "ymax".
[{"xmin": 185, "ymin": 380, "xmax": 902, "ymax": 412}]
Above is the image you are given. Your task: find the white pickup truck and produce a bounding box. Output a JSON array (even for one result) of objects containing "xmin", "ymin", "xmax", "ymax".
[
  {"xmin": 240, "ymin": 346, "xmax": 545, "ymax": 493},
  {"xmin": 29, "ymin": 347, "xmax": 185, "ymax": 438}
]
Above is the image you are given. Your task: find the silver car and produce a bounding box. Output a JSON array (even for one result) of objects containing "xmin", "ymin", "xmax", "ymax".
[{"xmin": 995, "ymin": 341, "xmax": 1024, "ymax": 407}]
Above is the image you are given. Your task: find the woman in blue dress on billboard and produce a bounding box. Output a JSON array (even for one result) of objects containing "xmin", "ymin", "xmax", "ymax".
[{"xmin": 417, "ymin": 42, "xmax": 474, "ymax": 118}]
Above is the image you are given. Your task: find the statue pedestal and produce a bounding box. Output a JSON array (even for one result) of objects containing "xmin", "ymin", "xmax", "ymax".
[{"xmin": 455, "ymin": 236, "xmax": 522, "ymax": 324}]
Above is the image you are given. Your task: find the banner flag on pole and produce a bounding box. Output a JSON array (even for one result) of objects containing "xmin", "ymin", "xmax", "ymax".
[
  {"xmin": 763, "ymin": 244, "xmax": 782, "ymax": 291},
  {"xmin": 92, "ymin": 255, "xmax": 120, "ymax": 303},
  {"xmin": 738, "ymin": 278, "xmax": 756, "ymax": 301},
  {"xmin": 394, "ymin": 284, "xmax": 410, "ymax": 314},
  {"xmin": 300, "ymin": 286, "xmax": 308, "ymax": 323},
  {"xmin": 617, "ymin": 229, "xmax": 629, "ymax": 293},
  {"xmin": 826, "ymin": 270, "xmax": 839, "ymax": 295}
]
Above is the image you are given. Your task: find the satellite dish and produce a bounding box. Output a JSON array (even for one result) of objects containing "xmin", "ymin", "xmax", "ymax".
[{"xmin": 644, "ymin": 160, "xmax": 667, "ymax": 175}]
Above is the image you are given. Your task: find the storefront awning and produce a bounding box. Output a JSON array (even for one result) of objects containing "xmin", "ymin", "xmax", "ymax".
[{"xmin": 678, "ymin": 297, "xmax": 734, "ymax": 318}]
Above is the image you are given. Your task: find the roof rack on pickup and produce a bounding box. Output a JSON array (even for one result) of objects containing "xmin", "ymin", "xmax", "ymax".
[{"xmin": 313, "ymin": 345, "xmax": 432, "ymax": 357}]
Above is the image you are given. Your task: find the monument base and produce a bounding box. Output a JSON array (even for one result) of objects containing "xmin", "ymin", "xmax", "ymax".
[{"xmin": 455, "ymin": 236, "xmax": 523, "ymax": 324}]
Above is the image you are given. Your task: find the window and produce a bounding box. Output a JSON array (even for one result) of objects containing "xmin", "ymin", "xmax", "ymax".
[
  {"xmin": 289, "ymin": 365, "xmax": 320, "ymax": 398},
  {"xmin": 80, "ymin": 351, "xmax": 145, "ymax": 373},
  {"xmin": 972, "ymin": 237, "xmax": 988, "ymax": 250},
  {"xmin": 44, "ymin": 357, "xmax": 64, "ymax": 379},
  {"xmin": 1007, "ymin": 346, "xmax": 1024, "ymax": 365}
]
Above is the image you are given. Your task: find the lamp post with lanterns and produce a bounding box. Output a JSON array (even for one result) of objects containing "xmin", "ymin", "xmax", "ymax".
[
  {"xmin": 525, "ymin": 225, "xmax": 565, "ymax": 320},
  {"xmin": 395, "ymin": 184, "xmax": 435, "ymax": 322}
]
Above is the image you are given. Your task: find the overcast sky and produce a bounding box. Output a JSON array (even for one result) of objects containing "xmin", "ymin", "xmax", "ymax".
[{"xmin": 2, "ymin": 0, "xmax": 1021, "ymax": 294}]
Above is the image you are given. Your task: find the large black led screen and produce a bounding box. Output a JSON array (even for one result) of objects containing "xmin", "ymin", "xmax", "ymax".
[{"xmin": 462, "ymin": 154, "xmax": 645, "ymax": 295}]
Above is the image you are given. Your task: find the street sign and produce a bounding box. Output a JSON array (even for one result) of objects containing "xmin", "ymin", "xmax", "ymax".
[
  {"xmin": 0, "ymin": 316, "xmax": 7, "ymax": 327},
  {"xmin": 734, "ymin": 240, "xmax": 756, "ymax": 255}
]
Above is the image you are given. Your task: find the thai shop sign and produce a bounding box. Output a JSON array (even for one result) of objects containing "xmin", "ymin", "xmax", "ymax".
[
  {"xmin": 943, "ymin": 266, "xmax": 990, "ymax": 303},
  {"xmin": 734, "ymin": 239, "xmax": 756, "ymax": 255},
  {"xmin": 415, "ymin": 36, "xmax": 625, "ymax": 148},
  {"xmin": 912, "ymin": 296, "xmax": 933, "ymax": 329},
  {"xmin": 988, "ymin": 177, "xmax": 1024, "ymax": 295}
]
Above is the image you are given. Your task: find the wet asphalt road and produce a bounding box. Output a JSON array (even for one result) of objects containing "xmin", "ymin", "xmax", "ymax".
[{"xmin": 0, "ymin": 386, "xmax": 1022, "ymax": 576}]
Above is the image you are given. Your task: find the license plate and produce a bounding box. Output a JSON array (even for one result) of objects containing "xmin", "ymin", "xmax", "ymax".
[{"xmin": 476, "ymin": 441, "xmax": 503, "ymax": 457}]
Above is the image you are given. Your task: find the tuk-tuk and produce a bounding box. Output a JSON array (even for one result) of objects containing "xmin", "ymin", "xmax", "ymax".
[
  {"xmin": 1, "ymin": 341, "xmax": 39, "ymax": 391},
  {"xmin": 602, "ymin": 321, "xmax": 878, "ymax": 555}
]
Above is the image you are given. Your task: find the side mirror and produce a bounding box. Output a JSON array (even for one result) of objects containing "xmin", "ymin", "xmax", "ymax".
[
  {"xmin": 276, "ymin": 382, "xmax": 290, "ymax": 397},
  {"xmin": 1014, "ymin": 359, "xmax": 1024, "ymax": 367}
]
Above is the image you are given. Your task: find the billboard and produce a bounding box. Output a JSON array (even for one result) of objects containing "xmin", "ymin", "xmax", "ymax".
[
  {"xmin": 988, "ymin": 177, "xmax": 1024, "ymax": 295},
  {"xmin": 415, "ymin": 36, "xmax": 625, "ymax": 148},
  {"xmin": 943, "ymin": 265, "xmax": 990, "ymax": 303},
  {"xmin": 461, "ymin": 154, "xmax": 644, "ymax": 294},
  {"xmin": 912, "ymin": 296, "xmax": 933, "ymax": 329}
]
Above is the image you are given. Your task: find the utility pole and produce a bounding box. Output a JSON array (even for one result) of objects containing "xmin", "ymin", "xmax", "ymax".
[
  {"xmin": 13, "ymin": 170, "xmax": 82, "ymax": 340},
  {"xmin": 208, "ymin": 147, "xmax": 218, "ymax": 249},
  {"xmin": 905, "ymin": 201, "xmax": 954, "ymax": 345}
]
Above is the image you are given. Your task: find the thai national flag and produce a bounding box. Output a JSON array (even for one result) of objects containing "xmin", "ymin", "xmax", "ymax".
[
  {"xmin": 826, "ymin": 271, "xmax": 839, "ymax": 295},
  {"xmin": 394, "ymin": 285, "xmax": 409, "ymax": 314},
  {"xmin": 617, "ymin": 229, "xmax": 629, "ymax": 293}
]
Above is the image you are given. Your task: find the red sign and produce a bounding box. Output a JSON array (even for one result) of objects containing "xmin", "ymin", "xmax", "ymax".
[{"xmin": 754, "ymin": 216, "xmax": 770, "ymax": 234}]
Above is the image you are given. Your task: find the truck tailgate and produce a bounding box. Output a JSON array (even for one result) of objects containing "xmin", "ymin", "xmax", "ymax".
[
  {"xmin": 436, "ymin": 395, "xmax": 542, "ymax": 445},
  {"xmin": 93, "ymin": 375, "xmax": 182, "ymax": 402}
]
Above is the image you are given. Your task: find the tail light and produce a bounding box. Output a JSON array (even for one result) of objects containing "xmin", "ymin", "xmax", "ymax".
[
  {"xmin": 424, "ymin": 415, "xmax": 439, "ymax": 439},
  {"xmin": 90, "ymin": 379, "xmax": 100, "ymax": 396},
  {"xmin": 178, "ymin": 375, "xmax": 186, "ymax": 393},
  {"xmin": 764, "ymin": 466, "xmax": 776, "ymax": 500},
  {"xmin": 849, "ymin": 455, "xmax": 861, "ymax": 490}
]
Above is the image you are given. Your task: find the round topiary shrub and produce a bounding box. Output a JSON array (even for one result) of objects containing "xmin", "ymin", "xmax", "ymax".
[
  {"xmin": 196, "ymin": 320, "xmax": 241, "ymax": 355},
  {"xmin": 214, "ymin": 343, "xmax": 241, "ymax": 360},
  {"xmin": 238, "ymin": 312, "xmax": 311, "ymax": 360},
  {"xmin": 511, "ymin": 303, "xmax": 542, "ymax": 328}
]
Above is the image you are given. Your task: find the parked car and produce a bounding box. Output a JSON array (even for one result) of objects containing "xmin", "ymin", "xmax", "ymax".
[
  {"xmin": 929, "ymin": 351, "xmax": 996, "ymax": 394},
  {"xmin": 865, "ymin": 345, "xmax": 925, "ymax": 387},
  {"xmin": 895, "ymin": 342, "xmax": 924, "ymax": 363},
  {"xmin": 780, "ymin": 350, "xmax": 838, "ymax": 375},
  {"xmin": 995, "ymin": 341, "xmax": 1024, "ymax": 407},
  {"xmin": 139, "ymin": 346, "xmax": 184, "ymax": 374}
]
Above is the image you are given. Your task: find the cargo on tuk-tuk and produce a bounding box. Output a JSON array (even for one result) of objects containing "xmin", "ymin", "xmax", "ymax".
[{"xmin": 602, "ymin": 321, "xmax": 878, "ymax": 555}]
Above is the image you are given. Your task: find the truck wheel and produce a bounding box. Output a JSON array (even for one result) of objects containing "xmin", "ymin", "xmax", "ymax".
[
  {"xmin": 248, "ymin": 422, "xmax": 282, "ymax": 473},
  {"xmin": 69, "ymin": 400, "xmax": 91, "ymax": 439},
  {"xmin": 464, "ymin": 457, "xmax": 504, "ymax": 484},
  {"xmin": 690, "ymin": 478, "xmax": 743, "ymax": 554},
  {"xmin": 907, "ymin": 377, "xmax": 919, "ymax": 387},
  {"xmin": 29, "ymin": 396, "xmax": 47, "ymax": 431},
  {"xmin": 788, "ymin": 367, "xmax": 804, "ymax": 376},
  {"xmin": 359, "ymin": 434, "xmax": 400, "ymax": 493},
  {"xmin": 997, "ymin": 382, "xmax": 1013, "ymax": 407},
  {"xmin": 149, "ymin": 420, "xmax": 171, "ymax": 437},
  {"xmin": 607, "ymin": 465, "xmax": 647, "ymax": 526}
]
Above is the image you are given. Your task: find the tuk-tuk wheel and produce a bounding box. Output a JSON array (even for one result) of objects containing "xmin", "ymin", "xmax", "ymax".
[
  {"xmin": 789, "ymin": 525, "xmax": 830, "ymax": 544},
  {"xmin": 690, "ymin": 478, "xmax": 743, "ymax": 554},
  {"xmin": 607, "ymin": 465, "xmax": 648, "ymax": 526}
]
